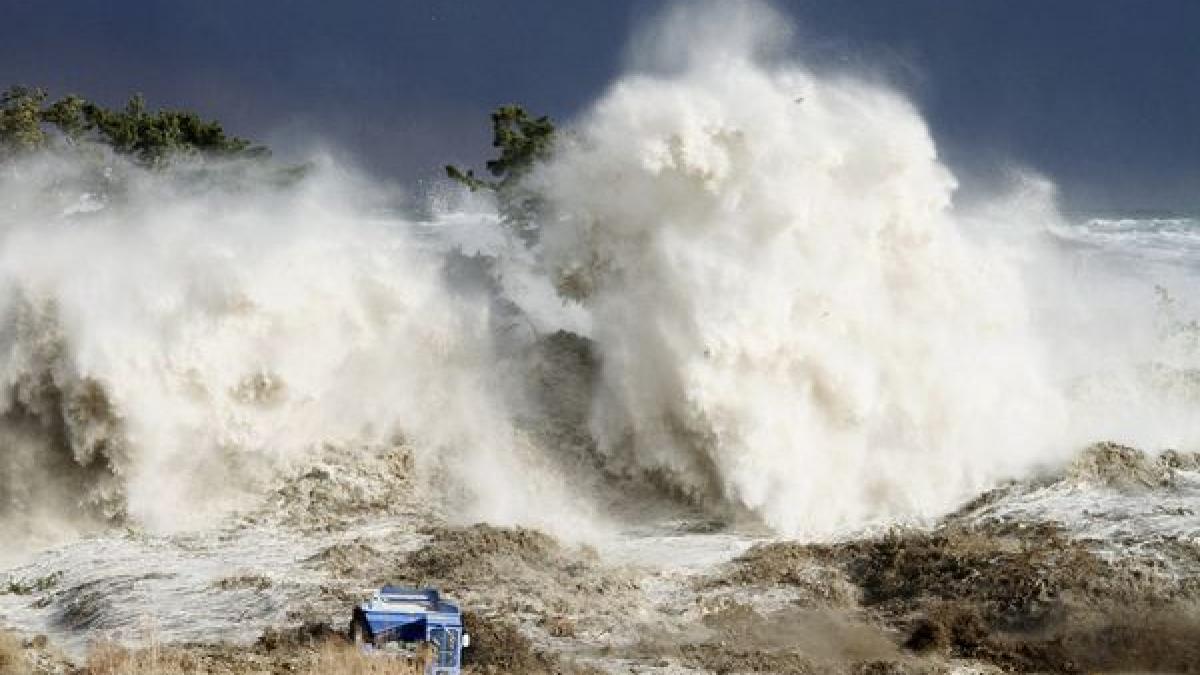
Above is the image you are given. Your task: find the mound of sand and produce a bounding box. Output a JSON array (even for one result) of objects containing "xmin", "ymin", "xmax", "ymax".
[
  {"xmin": 715, "ymin": 521, "xmax": 1200, "ymax": 673},
  {"xmin": 705, "ymin": 541, "xmax": 859, "ymax": 607},
  {"xmin": 1067, "ymin": 442, "xmax": 1200, "ymax": 490}
]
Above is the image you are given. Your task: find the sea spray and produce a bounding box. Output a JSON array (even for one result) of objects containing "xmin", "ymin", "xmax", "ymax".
[
  {"xmin": 0, "ymin": 153, "xmax": 586, "ymax": 542},
  {"xmin": 2, "ymin": 1, "xmax": 1199, "ymax": 549},
  {"xmin": 537, "ymin": 1, "xmax": 1071, "ymax": 536},
  {"xmin": 960, "ymin": 177, "xmax": 1200, "ymax": 454}
]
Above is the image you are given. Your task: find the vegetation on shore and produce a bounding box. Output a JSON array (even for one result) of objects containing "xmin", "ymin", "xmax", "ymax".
[
  {"xmin": 446, "ymin": 104, "xmax": 556, "ymax": 241},
  {"xmin": 0, "ymin": 85, "xmax": 267, "ymax": 166}
]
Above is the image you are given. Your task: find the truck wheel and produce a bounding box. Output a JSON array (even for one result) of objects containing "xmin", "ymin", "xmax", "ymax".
[{"xmin": 350, "ymin": 614, "xmax": 370, "ymax": 646}]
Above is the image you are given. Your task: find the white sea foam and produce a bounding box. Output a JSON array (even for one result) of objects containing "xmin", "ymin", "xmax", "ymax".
[
  {"xmin": 533, "ymin": 1, "xmax": 1080, "ymax": 537},
  {"xmin": 0, "ymin": 154, "xmax": 592, "ymax": 550},
  {"xmin": 1, "ymin": 0, "xmax": 1198, "ymax": 552}
]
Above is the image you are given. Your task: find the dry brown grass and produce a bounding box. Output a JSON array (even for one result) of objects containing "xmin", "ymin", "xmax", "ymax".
[
  {"xmin": 84, "ymin": 639, "xmax": 196, "ymax": 675},
  {"xmin": 0, "ymin": 631, "xmax": 30, "ymax": 675},
  {"xmin": 306, "ymin": 641, "xmax": 428, "ymax": 675},
  {"xmin": 80, "ymin": 636, "xmax": 427, "ymax": 675}
]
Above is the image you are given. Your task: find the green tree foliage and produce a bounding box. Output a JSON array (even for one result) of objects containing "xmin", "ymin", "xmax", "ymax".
[
  {"xmin": 40, "ymin": 94, "xmax": 87, "ymax": 141},
  {"xmin": 82, "ymin": 94, "xmax": 268, "ymax": 166},
  {"xmin": 0, "ymin": 86, "xmax": 48, "ymax": 154},
  {"xmin": 446, "ymin": 104, "xmax": 555, "ymax": 190},
  {"xmin": 446, "ymin": 105, "xmax": 555, "ymax": 236},
  {"xmin": 0, "ymin": 85, "xmax": 268, "ymax": 166}
]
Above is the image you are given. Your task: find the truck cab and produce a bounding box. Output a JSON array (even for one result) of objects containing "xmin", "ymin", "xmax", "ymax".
[{"xmin": 351, "ymin": 586, "xmax": 468, "ymax": 675}]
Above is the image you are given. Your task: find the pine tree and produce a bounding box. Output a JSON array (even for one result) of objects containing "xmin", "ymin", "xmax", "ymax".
[{"xmin": 446, "ymin": 105, "xmax": 555, "ymax": 240}]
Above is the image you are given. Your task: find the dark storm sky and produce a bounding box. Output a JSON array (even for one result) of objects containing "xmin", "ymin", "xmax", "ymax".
[{"xmin": 3, "ymin": 1, "xmax": 1198, "ymax": 213}]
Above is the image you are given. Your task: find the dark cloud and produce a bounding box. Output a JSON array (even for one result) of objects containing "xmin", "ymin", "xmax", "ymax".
[{"xmin": 2, "ymin": 0, "xmax": 1197, "ymax": 211}]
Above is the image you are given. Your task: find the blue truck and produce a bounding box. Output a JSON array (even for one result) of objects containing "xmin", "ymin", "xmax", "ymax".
[{"xmin": 350, "ymin": 586, "xmax": 469, "ymax": 675}]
